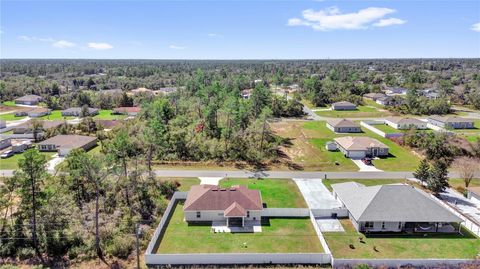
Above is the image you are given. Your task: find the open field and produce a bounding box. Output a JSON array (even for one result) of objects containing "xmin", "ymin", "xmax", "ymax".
[
  {"xmin": 0, "ymin": 113, "xmax": 26, "ymax": 121},
  {"xmin": 321, "ymin": 178, "xmax": 406, "ymax": 191},
  {"xmin": 219, "ymin": 178, "xmax": 307, "ymax": 208},
  {"xmin": 0, "ymin": 151, "xmax": 56, "ymax": 170},
  {"xmin": 271, "ymin": 120, "xmax": 421, "ymax": 171},
  {"xmin": 157, "ymin": 203, "xmax": 323, "ymax": 254},
  {"xmin": 324, "ymin": 219, "xmax": 480, "ymax": 259},
  {"xmin": 40, "ymin": 110, "xmax": 75, "ymax": 120},
  {"xmin": 93, "ymin": 110, "xmax": 127, "ymax": 120},
  {"xmin": 315, "ymin": 106, "xmax": 392, "ymax": 118}
]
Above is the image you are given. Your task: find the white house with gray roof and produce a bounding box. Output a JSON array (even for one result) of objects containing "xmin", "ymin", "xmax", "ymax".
[
  {"xmin": 331, "ymin": 182, "xmax": 463, "ymax": 233},
  {"xmin": 384, "ymin": 117, "xmax": 427, "ymax": 130},
  {"xmin": 428, "ymin": 116, "xmax": 474, "ymax": 129},
  {"xmin": 331, "ymin": 101, "xmax": 357, "ymax": 111}
]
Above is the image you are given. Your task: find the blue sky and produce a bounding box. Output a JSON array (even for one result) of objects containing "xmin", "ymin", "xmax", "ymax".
[{"xmin": 1, "ymin": 0, "xmax": 479, "ymax": 59}]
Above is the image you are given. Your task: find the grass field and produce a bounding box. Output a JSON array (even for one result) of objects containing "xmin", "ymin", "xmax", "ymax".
[
  {"xmin": 2, "ymin": 101, "xmax": 16, "ymax": 106},
  {"xmin": 39, "ymin": 110, "xmax": 74, "ymax": 120},
  {"xmin": 0, "ymin": 113, "xmax": 26, "ymax": 121},
  {"xmin": 372, "ymin": 124, "xmax": 403, "ymax": 134},
  {"xmin": 321, "ymin": 178, "xmax": 406, "ymax": 191},
  {"xmin": 0, "ymin": 151, "xmax": 56, "ymax": 170},
  {"xmin": 157, "ymin": 203, "xmax": 323, "ymax": 254},
  {"xmin": 93, "ymin": 110, "xmax": 126, "ymax": 120},
  {"xmin": 324, "ymin": 219, "xmax": 480, "ymax": 259},
  {"xmin": 315, "ymin": 105, "xmax": 392, "ymax": 118},
  {"xmin": 219, "ymin": 178, "xmax": 307, "ymax": 208},
  {"xmin": 157, "ymin": 177, "xmax": 201, "ymax": 191}
]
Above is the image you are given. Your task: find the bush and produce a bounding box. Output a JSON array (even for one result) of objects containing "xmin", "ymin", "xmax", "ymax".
[
  {"xmin": 16, "ymin": 248, "xmax": 35, "ymax": 260},
  {"xmin": 106, "ymin": 235, "xmax": 135, "ymax": 259}
]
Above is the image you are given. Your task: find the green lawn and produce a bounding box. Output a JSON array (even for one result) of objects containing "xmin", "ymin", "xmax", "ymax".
[
  {"xmin": 93, "ymin": 110, "xmax": 126, "ymax": 120},
  {"xmin": 2, "ymin": 101, "xmax": 16, "ymax": 106},
  {"xmin": 372, "ymin": 124, "xmax": 403, "ymax": 134},
  {"xmin": 0, "ymin": 113, "xmax": 26, "ymax": 121},
  {"xmin": 0, "ymin": 151, "xmax": 56, "ymax": 170},
  {"xmin": 40, "ymin": 110, "xmax": 75, "ymax": 120},
  {"xmin": 324, "ymin": 219, "xmax": 480, "ymax": 259},
  {"xmin": 219, "ymin": 178, "xmax": 307, "ymax": 208},
  {"xmin": 158, "ymin": 177, "xmax": 201, "ymax": 191},
  {"xmin": 309, "ymin": 138, "xmax": 358, "ymax": 171},
  {"xmin": 321, "ymin": 179, "xmax": 406, "ymax": 192},
  {"xmin": 303, "ymin": 121, "xmax": 421, "ymax": 171},
  {"xmin": 315, "ymin": 105, "xmax": 392, "ymax": 118},
  {"xmin": 363, "ymin": 98, "xmax": 385, "ymax": 109},
  {"xmin": 157, "ymin": 203, "xmax": 323, "ymax": 254}
]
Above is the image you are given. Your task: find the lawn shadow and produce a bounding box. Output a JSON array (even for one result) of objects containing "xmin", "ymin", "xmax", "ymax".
[
  {"xmin": 364, "ymin": 227, "xmax": 477, "ymax": 239},
  {"xmin": 375, "ymin": 153, "xmax": 397, "ymax": 159}
]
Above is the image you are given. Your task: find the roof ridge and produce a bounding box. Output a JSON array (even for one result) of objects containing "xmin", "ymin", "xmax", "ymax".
[{"xmin": 357, "ymin": 185, "xmax": 382, "ymax": 220}]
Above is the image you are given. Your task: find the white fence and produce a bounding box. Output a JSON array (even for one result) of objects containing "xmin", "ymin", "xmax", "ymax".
[
  {"xmin": 309, "ymin": 211, "xmax": 332, "ymax": 257},
  {"xmin": 311, "ymin": 208, "xmax": 349, "ymax": 218},
  {"xmin": 332, "ymin": 258, "xmax": 479, "ymax": 268},
  {"xmin": 360, "ymin": 120, "xmax": 403, "ymax": 138},
  {"xmin": 262, "ymin": 208, "xmax": 309, "ymax": 217},
  {"xmin": 146, "ymin": 253, "xmax": 331, "ymax": 266}
]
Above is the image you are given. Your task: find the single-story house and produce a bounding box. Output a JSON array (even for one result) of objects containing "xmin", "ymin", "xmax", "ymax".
[
  {"xmin": 129, "ymin": 87, "xmax": 154, "ymax": 96},
  {"xmin": 331, "ymin": 182, "xmax": 463, "ymax": 233},
  {"xmin": 326, "ymin": 119, "xmax": 362, "ymax": 133},
  {"xmin": 15, "ymin": 107, "xmax": 51, "ymax": 118},
  {"xmin": 363, "ymin": 93, "xmax": 386, "ymax": 101},
  {"xmin": 376, "ymin": 96, "xmax": 394, "ymax": 106},
  {"xmin": 0, "ymin": 120, "xmax": 5, "ymax": 129},
  {"xmin": 422, "ymin": 89, "xmax": 440, "ymax": 100},
  {"xmin": 428, "ymin": 116, "xmax": 474, "ymax": 129},
  {"xmin": 61, "ymin": 107, "xmax": 99, "ymax": 117},
  {"xmin": 11, "ymin": 139, "xmax": 32, "ymax": 153},
  {"xmin": 112, "ymin": 107, "xmax": 141, "ymax": 116},
  {"xmin": 0, "ymin": 138, "xmax": 11, "ymax": 150},
  {"xmin": 385, "ymin": 87, "xmax": 408, "ymax": 95},
  {"xmin": 184, "ymin": 184, "xmax": 263, "ymax": 227},
  {"xmin": 95, "ymin": 119, "xmax": 122, "ymax": 130},
  {"xmin": 334, "ymin": 136, "xmax": 389, "ymax": 158},
  {"xmin": 38, "ymin": 135, "xmax": 97, "ymax": 156},
  {"xmin": 467, "ymin": 187, "xmax": 480, "ymax": 204},
  {"xmin": 13, "ymin": 120, "xmax": 63, "ymax": 134},
  {"xmin": 331, "ymin": 101, "xmax": 357, "ymax": 111},
  {"xmin": 14, "ymin": 94, "xmax": 43, "ymax": 105},
  {"xmin": 384, "ymin": 117, "xmax": 428, "ymax": 130}
]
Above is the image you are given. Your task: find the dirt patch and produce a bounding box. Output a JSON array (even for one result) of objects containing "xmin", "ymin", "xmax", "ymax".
[{"xmin": 0, "ymin": 105, "xmax": 31, "ymax": 114}]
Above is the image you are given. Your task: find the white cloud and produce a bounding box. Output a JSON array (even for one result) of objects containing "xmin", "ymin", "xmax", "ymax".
[
  {"xmin": 169, "ymin": 44, "xmax": 187, "ymax": 50},
  {"xmin": 288, "ymin": 6, "xmax": 405, "ymax": 31},
  {"xmin": 208, "ymin": 33, "xmax": 222, "ymax": 37},
  {"xmin": 18, "ymin": 35, "xmax": 54, "ymax": 42},
  {"xmin": 19, "ymin": 35, "xmax": 33, "ymax": 41},
  {"xmin": 472, "ymin": 22, "xmax": 480, "ymax": 32},
  {"xmin": 373, "ymin": 18, "xmax": 407, "ymax": 27},
  {"xmin": 53, "ymin": 40, "xmax": 76, "ymax": 48},
  {"xmin": 88, "ymin": 42, "xmax": 113, "ymax": 50}
]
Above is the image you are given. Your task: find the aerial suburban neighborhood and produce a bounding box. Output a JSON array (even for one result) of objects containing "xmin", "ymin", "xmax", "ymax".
[{"xmin": 1, "ymin": 0, "xmax": 480, "ymax": 269}]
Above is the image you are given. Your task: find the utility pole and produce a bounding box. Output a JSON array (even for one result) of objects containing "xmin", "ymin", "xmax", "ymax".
[{"xmin": 136, "ymin": 223, "xmax": 140, "ymax": 269}]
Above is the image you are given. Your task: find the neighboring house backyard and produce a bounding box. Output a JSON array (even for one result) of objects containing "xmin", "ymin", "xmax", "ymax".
[
  {"xmin": 315, "ymin": 106, "xmax": 391, "ymax": 118},
  {"xmin": 157, "ymin": 202, "xmax": 323, "ymax": 254},
  {"xmin": 219, "ymin": 178, "xmax": 307, "ymax": 208},
  {"xmin": 323, "ymin": 219, "xmax": 480, "ymax": 259}
]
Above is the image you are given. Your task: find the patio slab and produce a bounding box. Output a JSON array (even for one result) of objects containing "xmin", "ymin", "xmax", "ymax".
[
  {"xmin": 316, "ymin": 218, "xmax": 345, "ymax": 232},
  {"xmin": 211, "ymin": 220, "xmax": 262, "ymax": 233}
]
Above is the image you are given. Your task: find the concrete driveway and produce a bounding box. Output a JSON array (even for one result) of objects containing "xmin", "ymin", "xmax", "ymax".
[
  {"xmin": 293, "ymin": 178, "xmax": 342, "ymax": 209},
  {"xmin": 199, "ymin": 177, "xmax": 223, "ymax": 185},
  {"xmin": 351, "ymin": 158, "xmax": 383, "ymax": 172},
  {"xmin": 47, "ymin": 154, "xmax": 65, "ymax": 171}
]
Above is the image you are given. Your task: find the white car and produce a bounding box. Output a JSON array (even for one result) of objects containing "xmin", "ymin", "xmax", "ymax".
[{"xmin": 0, "ymin": 150, "xmax": 14, "ymax": 159}]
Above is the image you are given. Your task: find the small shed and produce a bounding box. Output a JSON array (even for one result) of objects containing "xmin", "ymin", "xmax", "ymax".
[{"xmin": 326, "ymin": 141, "xmax": 337, "ymax": 151}]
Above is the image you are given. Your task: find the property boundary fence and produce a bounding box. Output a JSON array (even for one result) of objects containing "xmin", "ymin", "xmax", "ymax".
[
  {"xmin": 360, "ymin": 120, "xmax": 403, "ymax": 138},
  {"xmin": 262, "ymin": 208, "xmax": 309, "ymax": 217}
]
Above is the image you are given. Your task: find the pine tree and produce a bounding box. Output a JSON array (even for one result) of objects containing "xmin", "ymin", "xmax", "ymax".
[
  {"xmin": 426, "ymin": 160, "xmax": 449, "ymax": 194},
  {"xmin": 413, "ymin": 159, "xmax": 430, "ymax": 184}
]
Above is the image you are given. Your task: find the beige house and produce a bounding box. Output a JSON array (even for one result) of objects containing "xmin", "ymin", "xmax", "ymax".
[
  {"xmin": 326, "ymin": 119, "xmax": 361, "ymax": 133},
  {"xmin": 334, "ymin": 136, "xmax": 389, "ymax": 158},
  {"xmin": 332, "ymin": 182, "xmax": 463, "ymax": 233},
  {"xmin": 15, "ymin": 107, "xmax": 51, "ymax": 118},
  {"xmin": 38, "ymin": 135, "xmax": 97, "ymax": 156},
  {"xmin": 384, "ymin": 117, "xmax": 427, "ymax": 130},
  {"xmin": 184, "ymin": 185, "xmax": 263, "ymax": 227},
  {"xmin": 14, "ymin": 94, "xmax": 43, "ymax": 105}
]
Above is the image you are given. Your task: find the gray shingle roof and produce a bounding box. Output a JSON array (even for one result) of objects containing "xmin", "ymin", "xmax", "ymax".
[
  {"xmin": 332, "ymin": 182, "xmax": 462, "ymax": 222},
  {"xmin": 327, "ymin": 119, "xmax": 360, "ymax": 128}
]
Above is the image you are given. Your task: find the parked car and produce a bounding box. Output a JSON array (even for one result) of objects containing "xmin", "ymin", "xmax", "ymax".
[
  {"xmin": 361, "ymin": 157, "xmax": 372, "ymax": 165},
  {"xmin": 1, "ymin": 150, "xmax": 14, "ymax": 159}
]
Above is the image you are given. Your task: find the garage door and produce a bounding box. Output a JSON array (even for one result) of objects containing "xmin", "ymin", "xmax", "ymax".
[{"xmin": 348, "ymin": 150, "xmax": 366, "ymax": 158}]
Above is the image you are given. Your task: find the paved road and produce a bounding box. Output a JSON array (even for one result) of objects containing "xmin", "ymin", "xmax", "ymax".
[{"xmin": 1, "ymin": 169, "xmax": 470, "ymax": 179}]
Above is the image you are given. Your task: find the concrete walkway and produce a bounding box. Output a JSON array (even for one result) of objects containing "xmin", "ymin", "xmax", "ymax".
[
  {"xmin": 46, "ymin": 154, "xmax": 65, "ymax": 171},
  {"xmin": 199, "ymin": 177, "xmax": 223, "ymax": 185},
  {"xmin": 351, "ymin": 158, "xmax": 383, "ymax": 172}
]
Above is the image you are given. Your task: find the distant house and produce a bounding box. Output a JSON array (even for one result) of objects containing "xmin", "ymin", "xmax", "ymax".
[
  {"xmin": 15, "ymin": 107, "xmax": 51, "ymax": 118},
  {"xmin": 113, "ymin": 107, "xmax": 141, "ymax": 116},
  {"xmin": 95, "ymin": 119, "xmax": 122, "ymax": 130},
  {"xmin": 384, "ymin": 117, "xmax": 427, "ymax": 130},
  {"xmin": 385, "ymin": 87, "xmax": 408, "ymax": 95},
  {"xmin": 0, "ymin": 138, "xmax": 11, "ymax": 150},
  {"xmin": 184, "ymin": 184, "xmax": 263, "ymax": 227},
  {"xmin": 61, "ymin": 107, "xmax": 99, "ymax": 117},
  {"xmin": 129, "ymin": 87, "xmax": 154, "ymax": 96},
  {"xmin": 38, "ymin": 135, "xmax": 97, "ymax": 156},
  {"xmin": 13, "ymin": 120, "xmax": 63, "ymax": 134},
  {"xmin": 14, "ymin": 94, "xmax": 43, "ymax": 105},
  {"xmin": 422, "ymin": 89, "xmax": 440, "ymax": 100},
  {"xmin": 11, "ymin": 139, "xmax": 32, "ymax": 153},
  {"xmin": 363, "ymin": 92, "xmax": 386, "ymax": 101},
  {"xmin": 428, "ymin": 116, "xmax": 474, "ymax": 129},
  {"xmin": 241, "ymin": 89, "xmax": 253, "ymax": 99},
  {"xmin": 158, "ymin": 87, "xmax": 178, "ymax": 95},
  {"xmin": 334, "ymin": 136, "xmax": 389, "ymax": 158},
  {"xmin": 332, "ymin": 182, "xmax": 463, "ymax": 233},
  {"xmin": 467, "ymin": 187, "xmax": 480, "ymax": 204},
  {"xmin": 326, "ymin": 119, "xmax": 361, "ymax": 133},
  {"xmin": 0, "ymin": 120, "xmax": 5, "ymax": 129},
  {"xmin": 331, "ymin": 101, "xmax": 357, "ymax": 111},
  {"xmin": 376, "ymin": 96, "xmax": 394, "ymax": 106}
]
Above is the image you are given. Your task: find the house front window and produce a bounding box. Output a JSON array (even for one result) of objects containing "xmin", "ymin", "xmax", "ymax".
[
  {"xmin": 365, "ymin": 222, "xmax": 374, "ymax": 229},
  {"xmin": 398, "ymin": 222, "xmax": 402, "ymax": 229},
  {"xmin": 196, "ymin": 211, "xmax": 201, "ymax": 218},
  {"xmin": 247, "ymin": 211, "xmax": 250, "ymax": 218},
  {"xmin": 381, "ymin": 222, "xmax": 385, "ymax": 229}
]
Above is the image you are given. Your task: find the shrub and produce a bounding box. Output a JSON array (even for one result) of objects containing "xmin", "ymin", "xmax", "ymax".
[{"xmin": 106, "ymin": 235, "xmax": 135, "ymax": 259}]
